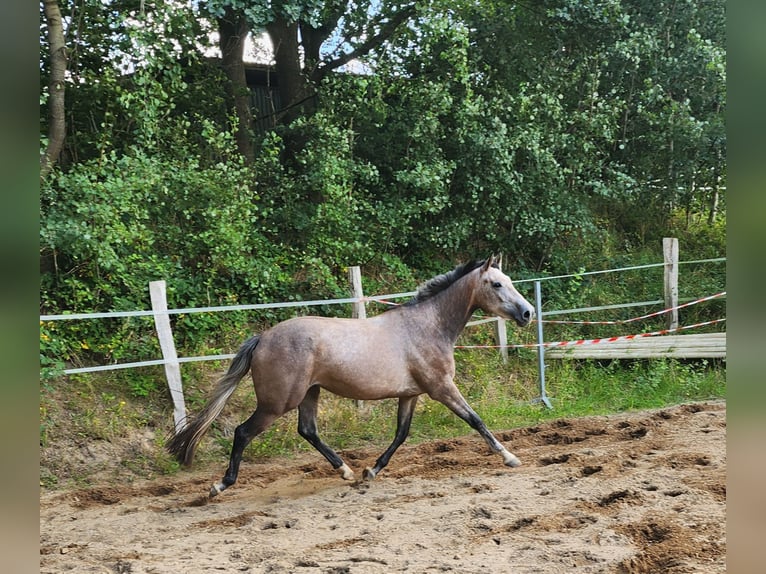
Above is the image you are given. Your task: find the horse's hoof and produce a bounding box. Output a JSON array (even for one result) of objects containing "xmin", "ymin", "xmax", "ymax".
[
  {"xmin": 362, "ymin": 467, "xmax": 377, "ymax": 481},
  {"xmin": 209, "ymin": 482, "xmax": 226, "ymax": 497},
  {"xmin": 338, "ymin": 463, "xmax": 355, "ymax": 481},
  {"xmin": 503, "ymin": 453, "xmax": 522, "ymax": 468}
]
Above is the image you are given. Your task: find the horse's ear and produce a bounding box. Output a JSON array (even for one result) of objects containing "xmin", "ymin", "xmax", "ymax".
[
  {"xmin": 495, "ymin": 254, "xmax": 503, "ymax": 270},
  {"xmin": 481, "ymin": 257, "xmax": 494, "ymax": 272}
]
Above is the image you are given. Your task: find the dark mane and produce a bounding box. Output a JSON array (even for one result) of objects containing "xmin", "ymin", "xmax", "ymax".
[{"xmin": 403, "ymin": 259, "xmax": 487, "ymax": 307}]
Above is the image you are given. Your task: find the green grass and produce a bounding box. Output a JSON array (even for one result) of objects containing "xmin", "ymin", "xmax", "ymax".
[{"xmin": 400, "ymin": 350, "xmax": 725, "ymax": 445}]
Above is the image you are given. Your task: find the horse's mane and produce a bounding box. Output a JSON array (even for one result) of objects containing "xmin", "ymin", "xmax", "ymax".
[{"xmin": 402, "ymin": 259, "xmax": 488, "ymax": 307}]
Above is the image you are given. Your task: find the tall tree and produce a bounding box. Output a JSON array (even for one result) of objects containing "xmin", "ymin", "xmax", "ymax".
[
  {"xmin": 207, "ymin": 0, "xmax": 417, "ymax": 159},
  {"xmin": 218, "ymin": 6, "xmax": 255, "ymax": 161},
  {"xmin": 267, "ymin": 0, "xmax": 417, "ymax": 124},
  {"xmin": 40, "ymin": 0, "xmax": 67, "ymax": 180}
]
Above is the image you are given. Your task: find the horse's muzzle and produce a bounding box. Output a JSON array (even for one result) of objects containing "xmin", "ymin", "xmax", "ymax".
[
  {"xmin": 514, "ymin": 308, "xmax": 534, "ymax": 327},
  {"xmin": 501, "ymin": 303, "xmax": 534, "ymax": 327}
]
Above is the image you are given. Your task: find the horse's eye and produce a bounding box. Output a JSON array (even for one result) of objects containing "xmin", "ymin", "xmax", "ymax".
[{"xmin": 492, "ymin": 282, "xmax": 502, "ymax": 289}]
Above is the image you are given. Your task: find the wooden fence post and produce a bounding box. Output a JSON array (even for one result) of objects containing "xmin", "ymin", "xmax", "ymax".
[
  {"xmin": 663, "ymin": 238, "xmax": 679, "ymax": 330},
  {"xmin": 149, "ymin": 280, "xmax": 186, "ymax": 432},
  {"xmin": 493, "ymin": 256, "xmax": 509, "ymax": 363},
  {"xmin": 348, "ymin": 266, "xmax": 366, "ymax": 320},
  {"xmin": 493, "ymin": 319, "xmax": 509, "ymax": 363},
  {"xmin": 348, "ymin": 266, "xmax": 365, "ymax": 408}
]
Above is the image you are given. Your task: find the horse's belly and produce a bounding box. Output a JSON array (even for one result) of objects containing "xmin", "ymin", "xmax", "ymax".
[{"xmin": 315, "ymin": 356, "xmax": 421, "ymax": 401}]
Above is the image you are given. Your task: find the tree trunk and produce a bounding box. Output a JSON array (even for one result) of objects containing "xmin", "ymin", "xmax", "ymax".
[
  {"xmin": 263, "ymin": 4, "xmax": 416, "ymax": 128},
  {"xmin": 218, "ymin": 9, "xmax": 255, "ymax": 163},
  {"xmin": 266, "ymin": 17, "xmax": 315, "ymax": 126},
  {"xmin": 41, "ymin": 0, "xmax": 67, "ymax": 180}
]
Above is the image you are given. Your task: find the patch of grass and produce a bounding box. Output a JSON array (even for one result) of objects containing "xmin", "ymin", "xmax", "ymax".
[
  {"xmin": 121, "ymin": 437, "xmax": 182, "ymax": 478},
  {"xmin": 546, "ymin": 358, "xmax": 726, "ymax": 417},
  {"xmin": 40, "ymin": 368, "xmax": 180, "ymax": 488},
  {"xmin": 404, "ymin": 352, "xmax": 725, "ymax": 442}
]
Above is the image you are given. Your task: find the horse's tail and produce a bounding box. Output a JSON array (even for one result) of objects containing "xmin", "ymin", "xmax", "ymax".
[{"xmin": 166, "ymin": 335, "xmax": 261, "ymax": 466}]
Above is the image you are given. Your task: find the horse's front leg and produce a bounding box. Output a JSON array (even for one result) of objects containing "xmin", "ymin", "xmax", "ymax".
[{"xmin": 430, "ymin": 384, "xmax": 521, "ymax": 468}]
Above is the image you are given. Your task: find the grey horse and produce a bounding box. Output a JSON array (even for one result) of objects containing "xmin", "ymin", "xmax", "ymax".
[{"xmin": 166, "ymin": 257, "xmax": 534, "ymax": 497}]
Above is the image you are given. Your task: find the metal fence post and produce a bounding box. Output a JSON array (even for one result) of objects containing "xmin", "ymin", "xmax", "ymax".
[{"xmin": 535, "ymin": 280, "xmax": 553, "ymax": 409}]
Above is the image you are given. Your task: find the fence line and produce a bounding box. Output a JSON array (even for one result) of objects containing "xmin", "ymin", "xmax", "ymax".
[
  {"xmin": 540, "ymin": 292, "xmax": 726, "ymax": 325},
  {"xmin": 43, "ymin": 256, "xmax": 726, "ymax": 377},
  {"xmin": 52, "ymin": 298, "xmax": 517, "ymax": 376},
  {"xmin": 61, "ymin": 354, "xmax": 236, "ymax": 375},
  {"xmin": 39, "ymin": 257, "xmax": 724, "ymax": 322},
  {"xmin": 60, "ymin": 292, "xmax": 725, "ymax": 376},
  {"xmin": 512, "ymin": 257, "xmax": 725, "ymax": 285},
  {"xmin": 52, "ymin": 297, "xmax": 725, "ymax": 376},
  {"xmin": 40, "ymin": 296, "xmax": 390, "ymax": 322},
  {"xmin": 41, "ymin": 243, "xmax": 725, "ymax": 416},
  {"xmin": 456, "ymin": 317, "xmax": 727, "ymax": 350}
]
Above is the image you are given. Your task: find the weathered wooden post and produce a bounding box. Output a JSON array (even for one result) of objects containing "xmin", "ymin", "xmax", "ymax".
[
  {"xmin": 492, "ymin": 256, "xmax": 509, "ymax": 363},
  {"xmin": 149, "ymin": 280, "xmax": 186, "ymax": 432},
  {"xmin": 663, "ymin": 238, "xmax": 679, "ymax": 330},
  {"xmin": 348, "ymin": 266, "xmax": 365, "ymax": 408},
  {"xmin": 348, "ymin": 266, "xmax": 366, "ymax": 320}
]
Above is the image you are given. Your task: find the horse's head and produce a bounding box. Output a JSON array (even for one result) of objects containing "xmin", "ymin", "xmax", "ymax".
[{"xmin": 475, "ymin": 256, "xmax": 535, "ymax": 327}]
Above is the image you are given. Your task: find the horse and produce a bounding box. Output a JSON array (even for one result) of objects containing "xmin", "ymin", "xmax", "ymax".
[{"xmin": 166, "ymin": 256, "xmax": 535, "ymax": 497}]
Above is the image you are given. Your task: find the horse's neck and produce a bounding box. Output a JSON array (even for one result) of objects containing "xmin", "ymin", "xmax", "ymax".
[{"xmin": 422, "ymin": 274, "xmax": 478, "ymax": 343}]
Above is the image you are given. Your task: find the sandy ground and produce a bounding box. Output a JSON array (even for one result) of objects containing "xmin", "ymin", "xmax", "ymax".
[{"xmin": 40, "ymin": 401, "xmax": 725, "ymax": 573}]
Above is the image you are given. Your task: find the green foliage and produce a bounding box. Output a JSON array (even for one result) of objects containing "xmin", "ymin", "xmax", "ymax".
[
  {"xmin": 272, "ymin": 112, "xmax": 380, "ymax": 267},
  {"xmin": 39, "ymin": 0, "xmax": 725, "ymax": 377},
  {"xmin": 40, "ymin": 144, "xmax": 271, "ymax": 362}
]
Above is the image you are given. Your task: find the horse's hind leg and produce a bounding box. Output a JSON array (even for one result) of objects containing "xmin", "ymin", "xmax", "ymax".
[
  {"xmin": 363, "ymin": 395, "xmax": 419, "ymax": 480},
  {"xmin": 210, "ymin": 408, "xmax": 279, "ymax": 497},
  {"xmin": 298, "ymin": 386, "xmax": 354, "ymax": 480}
]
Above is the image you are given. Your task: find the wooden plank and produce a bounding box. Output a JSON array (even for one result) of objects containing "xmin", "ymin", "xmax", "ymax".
[
  {"xmin": 149, "ymin": 280, "xmax": 187, "ymax": 432},
  {"xmin": 548, "ymin": 333, "xmax": 727, "ymax": 349},
  {"xmin": 545, "ymin": 333, "xmax": 726, "ymax": 359}
]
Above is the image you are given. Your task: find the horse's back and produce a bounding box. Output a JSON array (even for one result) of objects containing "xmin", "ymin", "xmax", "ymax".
[{"xmin": 252, "ymin": 314, "xmax": 419, "ymax": 400}]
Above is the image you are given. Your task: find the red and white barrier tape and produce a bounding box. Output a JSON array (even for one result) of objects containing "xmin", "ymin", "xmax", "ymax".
[
  {"xmin": 455, "ymin": 318, "xmax": 726, "ymax": 350},
  {"xmin": 535, "ymin": 318, "xmax": 726, "ymax": 350},
  {"xmin": 539, "ymin": 291, "xmax": 725, "ymax": 325}
]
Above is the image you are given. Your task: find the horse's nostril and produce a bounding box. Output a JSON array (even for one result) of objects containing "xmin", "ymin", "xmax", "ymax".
[{"xmin": 522, "ymin": 309, "xmax": 531, "ymax": 320}]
